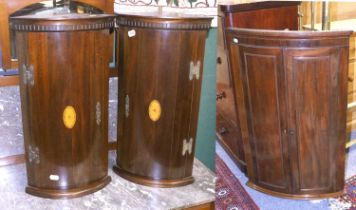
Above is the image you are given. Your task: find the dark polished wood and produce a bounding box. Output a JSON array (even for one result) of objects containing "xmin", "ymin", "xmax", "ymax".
[
  {"xmin": 0, "ymin": 0, "xmax": 14, "ymax": 70},
  {"xmin": 217, "ymin": 1, "xmax": 300, "ymax": 175},
  {"xmin": 225, "ymin": 28, "xmax": 352, "ymax": 199},
  {"xmin": 0, "ymin": 141, "xmax": 117, "ymax": 168},
  {"xmin": 0, "ymin": 0, "xmax": 116, "ymax": 168},
  {"xmin": 109, "ymin": 141, "xmax": 117, "ymax": 151},
  {"xmin": 109, "ymin": 69, "xmax": 119, "ymax": 78},
  {"xmin": 26, "ymin": 176, "xmax": 111, "ymax": 199},
  {"xmin": 220, "ymin": 1, "xmax": 299, "ymax": 30},
  {"xmin": 113, "ymin": 166, "xmax": 194, "ymax": 188},
  {"xmin": 0, "ymin": 0, "xmax": 114, "ymax": 77},
  {"xmin": 114, "ymin": 12, "xmax": 212, "ymax": 187},
  {"xmin": 0, "ymin": 75, "xmax": 19, "ymax": 87},
  {"xmin": 216, "ymin": 84, "xmax": 246, "ymax": 173},
  {"xmin": 220, "ymin": 1, "xmax": 300, "ymax": 13},
  {"xmin": 11, "ymin": 13, "xmax": 115, "ymax": 198},
  {"xmin": 0, "ymin": 154, "xmax": 25, "ymax": 167},
  {"xmin": 184, "ymin": 202, "xmax": 215, "ymax": 210}
]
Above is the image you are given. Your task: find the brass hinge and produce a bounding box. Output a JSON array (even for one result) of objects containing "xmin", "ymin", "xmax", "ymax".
[
  {"xmin": 125, "ymin": 94, "xmax": 129, "ymax": 118},
  {"xmin": 28, "ymin": 145, "xmax": 40, "ymax": 164},
  {"xmin": 182, "ymin": 138, "xmax": 193, "ymax": 156},
  {"xmin": 96, "ymin": 102, "xmax": 101, "ymax": 125},
  {"xmin": 189, "ymin": 61, "xmax": 201, "ymax": 81},
  {"xmin": 216, "ymin": 91, "xmax": 226, "ymax": 101},
  {"xmin": 22, "ymin": 64, "xmax": 34, "ymax": 86}
]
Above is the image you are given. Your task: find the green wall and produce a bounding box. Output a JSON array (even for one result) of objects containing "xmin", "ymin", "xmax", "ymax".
[{"xmin": 195, "ymin": 28, "xmax": 216, "ymax": 172}]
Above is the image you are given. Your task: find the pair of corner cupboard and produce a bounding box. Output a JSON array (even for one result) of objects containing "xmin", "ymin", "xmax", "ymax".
[{"xmin": 10, "ymin": 2, "xmax": 212, "ymax": 199}]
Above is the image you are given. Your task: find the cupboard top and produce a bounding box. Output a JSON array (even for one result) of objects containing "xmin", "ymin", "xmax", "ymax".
[
  {"xmin": 116, "ymin": 12, "xmax": 212, "ymax": 30},
  {"xmin": 219, "ymin": 1, "xmax": 300, "ymax": 13},
  {"xmin": 226, "ymin": 28, "xmax": 352, "ymax": 47},
  {"xmin": 10, "ymin": 13, "xmax": 115, "ymax": 32}
]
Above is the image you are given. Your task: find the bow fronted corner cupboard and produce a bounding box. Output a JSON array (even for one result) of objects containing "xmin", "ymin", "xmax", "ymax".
[
  {"xmin": 216, "ymin": 1, "xmax": 301, "ymax": 174},
  {"xmin": 113, "ymin": 12, "xmax": 212, "ymax": 188},
  {"xmin": 225, "ymin": 28, "xmax": 352, "ymax": 199},
  {"xmin": 11, "ymin": 10, "xmax": 115, "ymax": 198},
  {"xmin": 0, "ymin": 0, "xmax": 117, "ymax": 171}
]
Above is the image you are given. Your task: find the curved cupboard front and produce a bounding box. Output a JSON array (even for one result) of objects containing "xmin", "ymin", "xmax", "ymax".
[
  {"xmin": 225, "ymin": 28, "xmax": 352, "ymax": 199},
  {"xmin": 217, "ymin": 1, "xmax": 300, "ymax": 174},
  {"xmin": 11, "ymin": 12, "xmax": 114, "ymax": 199},
  {"xmin": 113, "ymin": 12, "xmax": 212, "ymax": 188}
]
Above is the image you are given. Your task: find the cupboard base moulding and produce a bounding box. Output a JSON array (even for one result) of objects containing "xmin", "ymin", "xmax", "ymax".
[
  {"xmin": 113, "ymin": 165, "xmax": 195, "ymax": 188},
  {"xmin": 246, "ymin": 181, "xmax": 344, "ymax": 200},
  {"xmin": 216, "ymin": 133, "xmax": 247, "ymax": 173},
  {"xmin": 25, "ymin": 176, "xmax": 111, "ymax": 199}
]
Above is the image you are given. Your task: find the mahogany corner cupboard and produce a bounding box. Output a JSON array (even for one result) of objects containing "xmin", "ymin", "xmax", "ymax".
[
  {"xmin": 113, "ymin": 12, "xmax": 212, "ymax": 187},
  {"xmin": 225, "ymin": 28, "xmax": 352, "ymax": 199},
  {"xmin": 217, "ymin": 1, "xmax": 300, "ymax": 174},
  {"xmin": 10, "ymin": 11, "xmax": 115, "ymax": 198}
]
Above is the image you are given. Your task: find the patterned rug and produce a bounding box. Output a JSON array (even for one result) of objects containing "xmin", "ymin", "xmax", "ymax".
[
  {"xmin": 329, "ymin": 175, "xmax": 356, "ymax": 210},
  {"xmin": 216, "ymin": 155, "xmax": 259, "ymax": 210}
]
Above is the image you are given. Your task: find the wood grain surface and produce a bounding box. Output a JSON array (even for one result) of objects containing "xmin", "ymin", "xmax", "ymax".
[
  {"xmin": 13, "ymin": 14, "xmax": 115, "ymax": 198},
  {"xmin": 217, "ymin": 1, "xmax": 300, "ymax": 175},
  {"xmin": 114, "ymin": 13, "xmax": 212, "ymax": 187},
  {"xmin": 225, "ymin": 28, "xmax": 352, "ymax": 199}
]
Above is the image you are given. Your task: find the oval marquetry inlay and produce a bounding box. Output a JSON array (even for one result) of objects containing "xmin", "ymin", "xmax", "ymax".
[
  {"xmin": 63, "ymin": 106, "xmax": 76, "ymax": 129},
  {"xmin": 148, "ymin": 100, "xmax": 161, "ymax": 122}
]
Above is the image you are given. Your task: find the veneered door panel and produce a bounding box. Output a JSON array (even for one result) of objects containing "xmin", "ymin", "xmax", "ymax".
[
  {"xmin": 238, "ymin": 45, "xmax": 289, "ymax": 192},
  {"xmin": 285, "ymin": 47, "xmax": 347, "ymax": 193}
]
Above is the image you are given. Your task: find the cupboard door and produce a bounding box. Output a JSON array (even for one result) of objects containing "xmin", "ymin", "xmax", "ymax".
[
  {"xmin": 117, "ymin": 27, "xmax": 184, "ymax": 180},
  {"xmin": 117, "ymin": 27, "xmax": 196, "ymax": 180},
  {"xmin": 285, "ymin": 47, "xmax": 348, "ymax": 194},
  {"xmin": 237, "ymin": 45, "xmax": 290, "ymax": 192}
]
